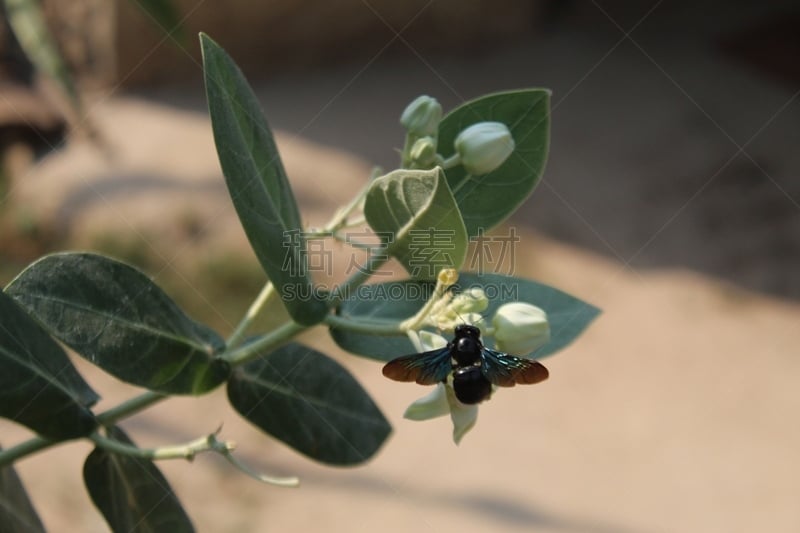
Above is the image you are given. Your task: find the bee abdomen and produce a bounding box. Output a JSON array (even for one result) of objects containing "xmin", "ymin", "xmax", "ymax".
[{"xmin": 452, "ymin": 366, "xmax": 492, "ymax": 404}]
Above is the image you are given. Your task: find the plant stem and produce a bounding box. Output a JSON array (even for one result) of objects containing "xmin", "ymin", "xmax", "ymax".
[
  {"xmin": 97, "ymin": 391, "xmax": 166, "ymax": 425},
  {"xmin": 401, "ymin": 133, "xmax": 417, "ymax": 168},
  {"xmin": 220, "ymin": 447, "xmax": 299, "ymax": 487},
  {"xmin": 89, "ymin": 430, "xmax": 231, "ymax": 461},
  {"xmin": 227, "ymin": 282, "xmax": 275, "ymax": 348},
  {"xmin": 324, "ymin": 173, "xmax": 375, "ymax": 233},
  {"xmin": 88, "ymin": 429, "xmax": 298, "ymax": 486},
  {"xmin": 0, "ymin": 436, "xmax": 50, "ymax": 466},
  {"xmin": 222, "ymin": 320, "xmax": 305, "ymax": 366},
  {"xmin": 0, "ymin": 391, "xmax": 164, "ymax": 467},
  {"xmin": 331, "ymin": 235, "xmax": 375, "ymax": 250},
  {"xmin": 440, "ymin": 153, "xmax": 460, "ymax": 169},
  {"xmin": 337, "ymin": 214, "xmax": 367, "ymax": 229},
  {"xmin": 0, "ymin": 391, "xmax": 167, "ymax": 467},
  {"xmin": 324, "ymin": 314, "xmax": 403, "ymax": 336}
]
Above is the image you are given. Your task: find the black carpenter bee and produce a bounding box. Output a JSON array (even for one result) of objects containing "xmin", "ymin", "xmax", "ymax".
[{"xmin": 382, "ymin": 324, "xmax": 548, "ymax": 404}]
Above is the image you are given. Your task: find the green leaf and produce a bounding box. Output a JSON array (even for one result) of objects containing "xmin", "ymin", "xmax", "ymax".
[
  {"xmin": 364, "ymin": 167, "xmax": 468, "ymax": 279},
  {"xmin": 83, "ymin": 426, "xmax": 194, "ymax": 533},
  {"xmin": 227, "ymin": 342, "xmax": 391, "ymax": 466},
  {"xmin": 0, "ymin": 290, "xmax": 98, "ymax": 440},
  {"xmin": 0, "ymin": 444, "xmax": 46, "ymax": 533},
  {"xmin": 132, "ymin": 0, "xmax": 186, "ymax": 44},
  {"xmin": 331, "ymin": 273, "xmax": 600, "ymax": 361},
  {"xmin": 3, "ymin": 0, "xmax": 81, "ymax": 114},
  {"xmin": 438, "ymin": 89, "xmax": 551, "ymax": 236},
  {"xmin": 200, "ymin": 33, "xmax": 327, "ymax": 325},
  {"xmin": 5, "ymin": 253, "xmax": 229, "ymax": 395}
]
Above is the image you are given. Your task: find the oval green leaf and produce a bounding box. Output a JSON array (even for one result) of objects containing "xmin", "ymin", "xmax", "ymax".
[
  {"xmin": 438, "ymin": 89, "xmax": 551, "ymax": 236},
  {"xmin": 227, "ymin": 342, "xmax": 391, "ymax": 466},
  {"xmin": 83, "ymin": 426, "xmax": 194, "ymax": 533},
  {"xmin": 5, "ymin": 253, "xmax": 229, "ymax": 395},
  {"xmin": 331, "ymin": 273, "xmax": 600, "ymax": 361},
  {"xmin": 0, "ymin": 290, "xmax": 98, "ymax": 439},
  {"xmin": 364, "ymin": 167, "xmax": 468, "ymax": 279},
  {"xmin": 0, "ymin": 444, "xmax": 46, "ymax": 533},
  {"xmin": 200, "ymin": 33, "xmax": 327, "ymax": 325}
]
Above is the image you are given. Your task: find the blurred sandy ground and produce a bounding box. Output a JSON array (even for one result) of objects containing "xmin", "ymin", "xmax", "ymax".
[{"xmin": 2, "ymin": 1, "xmax": 800, "ymax": 532}]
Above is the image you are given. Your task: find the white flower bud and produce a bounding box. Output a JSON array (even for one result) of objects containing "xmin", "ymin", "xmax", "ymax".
[
  {"xmin": 454, "ymin": 121, "xmax": 514, "ymax": 175},
  {"xmin": 409, "ymin": 136, "xmax": 437, "ymax": 167},
  {"xmin": 400, "ymin": 95, "xmax": 442, "ymax": 137},
  {"xmin": 492, "ymin": 302, "xmax": 550, "ymax": 356}
]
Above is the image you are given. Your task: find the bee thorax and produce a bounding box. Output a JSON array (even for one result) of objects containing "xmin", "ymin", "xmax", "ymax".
[{"xmin": 453, "ymin": 336, "xmax": 482, "ymax": 366}]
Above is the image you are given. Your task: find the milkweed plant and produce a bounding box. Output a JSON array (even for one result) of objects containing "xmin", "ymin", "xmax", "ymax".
[{"xmin": 0, "ymin": 34, "xmax": 600, "ymax": 531}]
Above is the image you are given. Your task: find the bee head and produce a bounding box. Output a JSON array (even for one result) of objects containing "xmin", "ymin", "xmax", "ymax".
[
  {"xmin": 454, "ymin": 324, "xmax": 481, "ymax": 340},
  {"xmin": 452, "ymin": 325, "xmax": 483, "ymax": 366}
]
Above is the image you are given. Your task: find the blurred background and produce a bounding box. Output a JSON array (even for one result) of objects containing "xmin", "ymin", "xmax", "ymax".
[{"xmin": 1, "ymin": 0, "xmax": 798, "ymax": 532}]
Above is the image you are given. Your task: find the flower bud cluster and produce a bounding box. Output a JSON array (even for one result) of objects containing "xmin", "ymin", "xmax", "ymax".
[{"xmin": 400, "ymin": 96, "xmax": 515, "ymax": 174}]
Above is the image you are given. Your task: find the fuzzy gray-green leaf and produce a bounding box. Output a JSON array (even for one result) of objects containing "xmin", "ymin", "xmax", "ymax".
[
  {"xmin": 6, "ymin": 253, "xmax": 229, "ymax": 395},
  {"xmin": 364, "ymin": 167, "xmax": 467, "ymax": 279}
]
